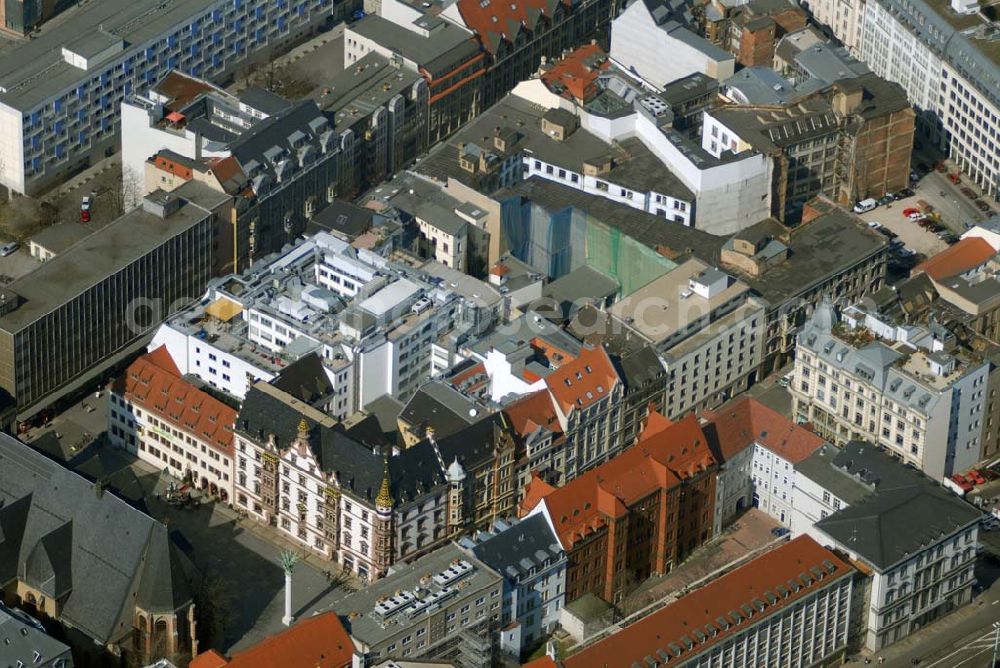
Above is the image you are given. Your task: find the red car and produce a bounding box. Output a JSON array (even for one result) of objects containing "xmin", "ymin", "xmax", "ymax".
[
  {"xmin": 81, "ymin": 195, "xmax": 92, "ymax": 223},
  {"xmin": 969, "ymin": 470, "xmax": 987, "ymax": 486},
  {"xmin": 951, "ymin": 474, "xmax": 974, "ymax": 492}
]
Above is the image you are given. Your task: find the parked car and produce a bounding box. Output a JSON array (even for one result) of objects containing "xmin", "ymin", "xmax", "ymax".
[
  {"xmin": 877, "ymin": 227, "xmax": 898, "ymax": 240},
  {"xmin": 969, "ymin": 470, "xmax": 987, "ymax": 485},
  {"xmin": 975, "ymin": 200, "xmax": 992, "ymax": 213},
  {"xmin": 896, "ymin": 247, "xmax": 917, "ymax": 258},
  {"xmin": 81, "ymin": 195, "xmax": 92, "ymax": 223},
  {"xmin": 0, "ymin": 242, "xmax": 18, "ymax": 257},
  {"xmin": 896, "ymin": 188, "xmax": 915, "ymax": 198},
  {"xmin": 951, "ymin": 473, "xmax": 974, "ymax": 492},
  {"xmin": 771, "ymin": 527, "xmax": 791, "ymax": 538},
  {"xmin": 853, "ymin": 198, "xmax": 878, "ymax": 214},
  {"xmin": 878, "ymin": 194, "xmax": 895, "ymax": 206},
  {"xmin": 961, "ymin": 186, "xmax": 976, "ymax": 198},
  {"xmin": 867, "ymin": 221, "xmax": 883, "ymax": 229},
  {"xmin": 950, "ymin": 173, "xmax": 961, "ymax": 184},
  {"xmin": 943, "ymin": 234, "xmax": 959, "ymax": 244}
]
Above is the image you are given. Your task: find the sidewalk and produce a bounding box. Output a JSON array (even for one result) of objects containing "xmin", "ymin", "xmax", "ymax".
[
  {"xmin": 844, "ymin": 593, "xmax": 1000, "ymax": 666},
  {"xmin": 40, "ymin": 154, "xmax": 120, "ymax": 203}
]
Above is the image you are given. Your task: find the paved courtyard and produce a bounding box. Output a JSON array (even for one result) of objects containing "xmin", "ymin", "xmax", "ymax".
[{"xmin": 620, "ymin": 509, "xmax": 785, "ymax": 616}]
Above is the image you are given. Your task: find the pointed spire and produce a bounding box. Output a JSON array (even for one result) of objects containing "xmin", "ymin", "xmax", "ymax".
[{"xmin": 375, "ymin": 458, "xmax": 393, "ymax": 509}]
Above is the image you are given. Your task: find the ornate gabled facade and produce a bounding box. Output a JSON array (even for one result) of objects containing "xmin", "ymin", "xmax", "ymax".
[{"xmin": 233, "ymin": 381, "xmax": 521, "ymax": 581}]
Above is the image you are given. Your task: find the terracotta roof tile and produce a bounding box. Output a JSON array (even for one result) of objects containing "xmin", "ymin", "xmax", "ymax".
[
  {"xmin": 190, "ymin": 612, "xmax": 353, "ymax": 668},
  {"xmin": 522, "ymin": 658, "xmax": 558, "ymax": 668},
  {"xmin": 564, "ymin": 536, "xmax": 853, "ymax": 668},
  {"xmin": 913, "ymin": 237, "xmax": 995, "ymax": 280},
  {"xmin": 545, "ymin": 347, "xmax": 619, "ymax": 415},
  {"xmin": 527, "ymin": 413, "xmax": 712, "ymax": 548},
  {"xmin": 540, "ymin": 44, "xmax": 610, "ymax": 103},
  {"xmin": 505, "ymin": 389, "xmax": 563, "ymax": 438},
  {"xmin": 118, "ymin": 346, "xmax": 236, "ymax": 456},
  {"xmin": 456, "ymin": 0, "xmax": 571, "ymax": 53},
  {"xmin": 703, "ymin": 396, "xmax": 824, "ymax": 465}
]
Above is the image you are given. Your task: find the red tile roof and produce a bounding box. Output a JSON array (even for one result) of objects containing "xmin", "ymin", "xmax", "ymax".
[
  {"xmin": 190, "ymin": 612, "xmax": 353, "ymax": 668},
  {"xmin": 540, "ymin": 44, "xmax": 611, "ymax": 103},
  {"xmin": 456, "ymin": 0, "xmax": 570, "ymax": 53},
  {"xmin": 545, "ymin": 346, "xmax": 619, "ymax": 415},
  {"xmin": 505, "ymin": 389, "xmax": 563, "ymax": 438},
  {"xmin": 526, "ymin": 413, "xmax": 713, "ymax": 548},
  {"xmin": 208, "ymin": 156, "xmax": 246, "ymax": 189},
  {"xmin": 914, "ymin": 237, "xmax": 995, "ymax": 280},
  {"xmin": 447, "ymin": 361, "xmax": 490, "ymax": 396},
  {"xmin": 564, "ymin": 536, "xmax": 853, "ymax": 668},
  {"xmin": 118, "ymin": 346, "xmax": 236, "ymax": 457},
  {"xmin": 520, "ymin": 471, "xmax": 558, "ymax": 516},
  {"xmin": 703, "ymin": 396, "xmax": 824, "ymax": 465},
  {"xmin": 523, "ymin": 658, "xmax": 558, "ymax": 668},
  {"xmin": 530, "ymin": 336, "xmax": 576, "ymax": 368}
]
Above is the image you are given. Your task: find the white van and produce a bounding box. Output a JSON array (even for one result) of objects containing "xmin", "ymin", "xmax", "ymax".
[{"xmin": 853, "ymin": 198, "xmax": 878, "ymax": 214}]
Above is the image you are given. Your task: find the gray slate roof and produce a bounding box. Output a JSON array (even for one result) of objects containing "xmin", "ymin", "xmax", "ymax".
[
  {"xmin": 811, "ymin": 441, "xmax": 982, "ymax": 570},
  {"xmin": 0, "ymin": 434, "xmax": 194, "ymax": 644},
  {"xmin": 470, "ymin": 515, "xmax": 563, "ymax": 580},
  {"xmin": 0, "ymin": 607, "xmax": 71, "ymax": 667}
]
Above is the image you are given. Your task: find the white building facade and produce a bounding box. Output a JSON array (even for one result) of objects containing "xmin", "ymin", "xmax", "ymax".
[{"xmin": 0, "ymin": 0, "xmax": 337, "ymax": 195}]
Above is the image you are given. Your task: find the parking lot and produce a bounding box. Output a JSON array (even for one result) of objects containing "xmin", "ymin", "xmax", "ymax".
[{"xmin": 853, "ymin": 198, "xmax": 948, "ymax": 259}]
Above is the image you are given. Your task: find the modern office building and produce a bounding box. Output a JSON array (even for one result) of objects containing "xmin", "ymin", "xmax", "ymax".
[
  {"xmin": 791, "ymin": 297, "xmax": 990, "ymax": 480},
  {"xmin": 858, "ymin": 0, "xmax": 1000, "ymax": 198},
  {"xmin": 329, "ymin": 543, "xmax": 504, "ymax": 665},
  {"xmin": 561, "ymin": 536, "xmax": 854, "ymax": 668},
  {"xmin": 0, "ymin": 186, "xmax": 220, "ymax": 420},
  {"xmin": 344, "ymin": 14, "xmax": 485, "ymax": 143},
  {"xmin": 797, "ymin": 441, "xmax": 981, "ymax": 651},
  {"xmin": 608, "ymin": 259, "xmax": 767, "ymax": 419},
  {"xmin": 0, "ymin": 0, "xmax": 345, "ymax": 196}
]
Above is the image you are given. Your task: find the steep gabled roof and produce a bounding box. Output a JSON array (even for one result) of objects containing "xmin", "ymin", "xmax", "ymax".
[
  {"xmin": 504, "ymin": 389, "xmax": 562, "ymax": 439},
  {"xmin": 190, "ymin": 612, "xmax": 352, "ymax": 668},
  {"xmin": 703, "ymin": 396, "xmax": 824, "ymax": 464},
  {"xmin": 545, "ymin": 346, "xmax": 620, "ymax": 415},
  {"xmin": 118, "ymin": 346, "xmax": 236, "ymax": 456},
  {"xmin": 526, "ymin": 413, "xmax": 712, "ymax": 549},
  {"xmin": 0, "ymin": 435, "xmax": 195, "ymax": 644},
  {"xmin": 913, "ymin": 236, "xmax": 995, "ymax": 280},
  {"xmin": 456, "ymin": 0, "xmax": 570, "ymax": 53}
]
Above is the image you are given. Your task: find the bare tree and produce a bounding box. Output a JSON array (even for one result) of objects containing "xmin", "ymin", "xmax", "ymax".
[{"xmin": 107, "ymin": 165, "xmax": 145, "ymax": 215}]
